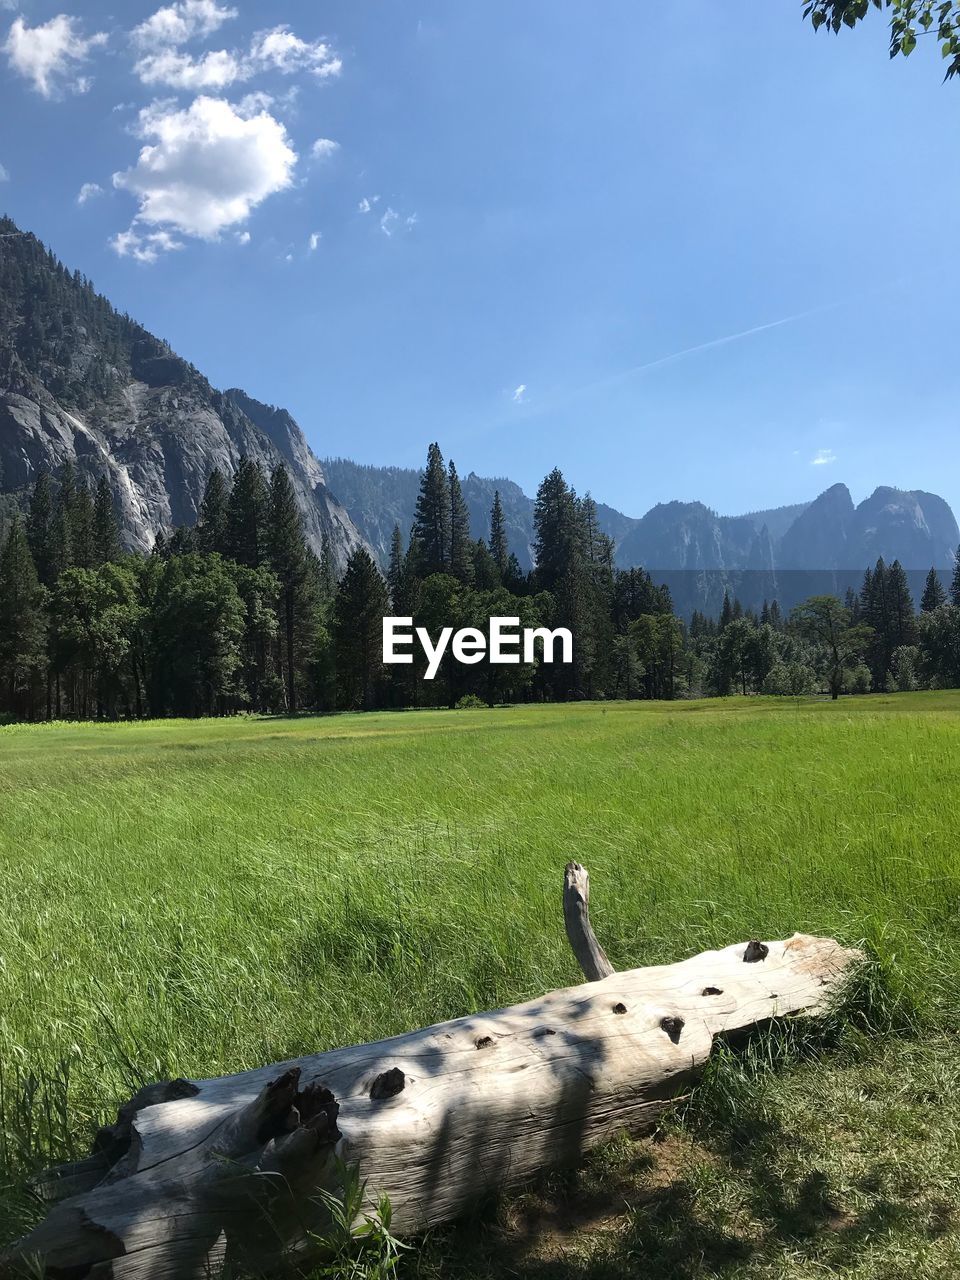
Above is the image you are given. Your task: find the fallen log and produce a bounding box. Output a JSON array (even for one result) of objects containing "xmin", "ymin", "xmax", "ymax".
[{"xmin": 2, "ymin": 863, "xmax": 860, "ymax": 1279}]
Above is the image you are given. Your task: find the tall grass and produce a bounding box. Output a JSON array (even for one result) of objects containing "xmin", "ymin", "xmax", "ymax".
[{"xmin": 1, "ymin": 694, "xmax": 958, "ymax": 1250}]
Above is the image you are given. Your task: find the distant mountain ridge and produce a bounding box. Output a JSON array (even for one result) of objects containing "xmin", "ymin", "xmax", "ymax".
[{"xmin": 323, "ymin": 458, "xmax": 959, "ymax": 574}]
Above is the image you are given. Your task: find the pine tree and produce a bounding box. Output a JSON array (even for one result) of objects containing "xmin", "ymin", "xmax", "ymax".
[
  {"xmin": 448, "ymin": 460, "xmax": 474, "ymax": 584},
  {"xmin": 886, "ymin": 560, "xmax": 916, "ymax": 648},
  {"xmin": 333, "ymin": 549, "xmax": 389, "ymax": 710},
  {"xmin": 533, "ymin": 467, "xmax": 581, "ymax": 591},
  {"xmin": 27, "ymin": 472, "xmax": 56, "ymax": 586},
  {"xmin": 580, "ymin": 495, "xmax": 614, "ymax": 570},
  {"xmin": 0, "ymin": 517, "xmax": 47, "ymax": 720},
  {"xmin": 859, "ymin": 560, "xmax": 884, "ymax": 686},
  {"xmin": 471, "ymin": 538, "xmax": 500, "ymax": 590},
  {"xmin": 489, "ymin": 490, "xmax": 509, "ymax": 580},
  {"xmin": 504, "ymin": 552, "xmax": 524, "ymax": 593},
  {"xmin": 225, "ymin": 457, "xmax": 268, "ymax": 568},
  {"xmin": 532, "ymin": 469, "xmax": 598, "ymax": 695},
  {"xmin": 410, "ymin": 443, "xmax": 451, "ymax": 577},
  {"xmin": 196, "ymin": 468, "xmax": 229, "ymax": 555},
  {"xmin": 859, "ymin": 558, "xmax": 914, "ymax": 687},
  {"xmin": 719, "ymin": 592, "xmax": 733, "ymax": 630},
  {"xmin": 69, "ymin": 477, "xmax": 95, "ymax": 571},
  {"xmin": 950, "ymin": 546, "xmax": 960, "ymax": 607},
  {"xmin": 386, "ymin": 524, "xmax": 407, "ymax": 610},
  {"xmin": 168, "ymin": 526, "xmax": 196, "ymax": 555},
  {"xmin": 267, "ymin": 465, "xmax": 315, "ymax": 712},
  {"xmin": 921, "ymin": 567, "xmax": 947, "ymax": 613},
  {"xmin": 52, "ymin": 462, "xmax": 76, "ymax": 577},
  {"xmin": 317, "ymin": 534, "xmax": 336, "ymax": 605},
  {"xmin": 93, "ymin": 476, "xmax": 121, "ymax": 564}
]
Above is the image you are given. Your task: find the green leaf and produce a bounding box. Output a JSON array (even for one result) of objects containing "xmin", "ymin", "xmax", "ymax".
[{"xmin": 902, "ymin": 29, "xmax": 918, "ymax": 50}]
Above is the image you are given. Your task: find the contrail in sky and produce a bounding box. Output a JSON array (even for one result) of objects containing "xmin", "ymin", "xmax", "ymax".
[
  {"xmin": 571, "ymin": 297, "xmax": 845, "ymax": 398},
  {"xmin": 456, "ymin": 289, "xmax": 868, "ymax": 445}
]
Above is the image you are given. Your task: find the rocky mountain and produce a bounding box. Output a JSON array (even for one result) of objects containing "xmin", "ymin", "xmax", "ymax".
[
  {"xmin": 0, "ymin": 218, "xmax": 367, "ymax": 571},
  {"xmin": 613, "ymin": 502, "xmax": 772, "ymax": 572}
]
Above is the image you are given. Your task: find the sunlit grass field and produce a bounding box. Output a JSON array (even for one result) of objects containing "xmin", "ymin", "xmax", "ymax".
[{"xmin": 1, "ymin": 694, "xmax": 959, "ymax": 1276}]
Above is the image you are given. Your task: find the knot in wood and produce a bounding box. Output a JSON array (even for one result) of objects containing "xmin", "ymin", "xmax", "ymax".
[
  {"xmin": 743, "ymin": 940, "xmax": 769, "ymax": 963},
  {"xmin": 660, "ymin": 1016, "xmax": 684, "ymax": 1044},
  {"xmin": 370, "ymin": 1067, "xmax": 406, "ymax": 1101}
]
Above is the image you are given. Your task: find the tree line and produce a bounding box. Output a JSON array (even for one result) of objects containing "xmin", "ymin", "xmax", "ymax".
[{"xmin": 3, "ymin": 443, "xmax": 960, "ymax": 721}]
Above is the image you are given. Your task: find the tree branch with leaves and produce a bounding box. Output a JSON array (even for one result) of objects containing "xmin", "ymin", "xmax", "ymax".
[{"xmin": 803, "ymin": 0, "xmax": 960, "ymax": 79}]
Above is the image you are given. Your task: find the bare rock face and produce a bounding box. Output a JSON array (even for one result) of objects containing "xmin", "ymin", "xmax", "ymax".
[
  {"xmin": 0, "ymin": 220, "xmax": 369, "ymax": 573},
  {"xmin": 0, "ymin": 382, "xmax": 368, "ymax": 572},
  {"xmin": 851, "ymin": 486, "xmax": 959, "ymax": 569}
]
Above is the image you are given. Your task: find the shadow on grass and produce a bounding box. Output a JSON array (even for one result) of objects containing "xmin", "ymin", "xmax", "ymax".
[{"xmin": 411, "ymin": 958, "xmax": 953, "ymax": 1280}]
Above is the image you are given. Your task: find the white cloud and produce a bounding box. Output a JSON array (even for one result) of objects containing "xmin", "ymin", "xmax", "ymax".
[
  {"xmin": 0, "ymin": 162, "xmax": 8, "ymax": 182},
  {"xmin": 235, "ymin": 90, "xmax": 274, "ymax": 116},
  {"xmin": 358, "ymin": 195, "xmax": 379, "ymax": 213},
  {"xmin": 311, "ymin": 137, "xmax": 339, "ymax": 161},
  {"xmin": 4, "ymin": 15, "xmax": 107, "ymax": 98},
  {"xmin": 378, "ymin": 206, "xmax": 417, "ymax": 237},
  {"xmin": 308, "ymin": 230, "xmax": 321, "ymax": 251},
  {"xmin": 112, "ymin": 95, "xmax": 297, "ymax": 246},
  {"xmin": 235, "ymin": 229, "xmax": 250, "ymax": 244},
  {"xmin": 131, "ymin": 1, "xmax": 237, "ymax": 49},
  {"xmin": 134, "ymin": 46, "xmax": 242, "ymax": 90},
  {"xmin": 248, "ymin": 26, "xmax": 340, "ymax": 78},
  {"xmin": 131, "ymin": 19, "xmax": 340, "ymax": 91},
  {"xmin": 512, "ymin": 384, "xmax": 527, "ymax": 404},
  {"xmin": 77, "ymin": 181, "xmax": 103, "ymax": 204},
  {"xmin": 110, "ymin": 227, "xmax": 184, "ymax": 263},
  {"xmin": 379, "ymin": 206, "xmax": 398, "ymax": 236},
  {"xmin": 811, "ymin": 448, "xmax": 837, "ymax": 466}
]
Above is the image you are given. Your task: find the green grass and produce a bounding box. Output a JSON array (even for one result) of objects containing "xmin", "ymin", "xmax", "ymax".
[{"xmin": 1, "ymin": 694, "xmax": 959, "ymax": 1275}]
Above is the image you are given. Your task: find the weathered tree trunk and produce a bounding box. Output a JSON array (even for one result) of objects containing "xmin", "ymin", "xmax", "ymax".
[{"xmin": 2, "ymin": 864, "xmax": 859, "ymax": 1279}]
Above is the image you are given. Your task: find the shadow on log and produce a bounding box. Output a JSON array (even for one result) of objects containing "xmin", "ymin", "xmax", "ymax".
[{"xmin": 1, "ymin": 862, "xmax": 861, "ymax": 1279}]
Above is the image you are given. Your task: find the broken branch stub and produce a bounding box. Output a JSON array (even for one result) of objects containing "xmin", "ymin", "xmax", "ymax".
[
  {"xmin": 563, "ymin": 859, "xmax": 615, "ymax": 981},
  {"xmin": 1, "ymin": 863, "xmax": 860, "ymax": 1279}
]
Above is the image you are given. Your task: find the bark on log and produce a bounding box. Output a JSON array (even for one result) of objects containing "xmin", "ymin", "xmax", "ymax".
[{"xmin": 2, "ymin": 865, "xmax": 860, "ymax": 1279}]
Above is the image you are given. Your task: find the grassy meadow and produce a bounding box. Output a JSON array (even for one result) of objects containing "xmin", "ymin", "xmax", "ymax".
[{"xmin": 1, "ymin": 694, "xmax": 959, "ymax": 1276}]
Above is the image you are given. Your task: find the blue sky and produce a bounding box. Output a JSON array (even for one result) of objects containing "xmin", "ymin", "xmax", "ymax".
[{"xmin": 1, "ymin": 1, "xmax": 957, "ymax": 518}]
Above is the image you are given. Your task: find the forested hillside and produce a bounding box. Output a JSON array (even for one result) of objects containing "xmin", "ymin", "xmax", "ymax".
[{"xmin": 0, "ymin": 218, "xmax": 366, "ymax": 570}]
